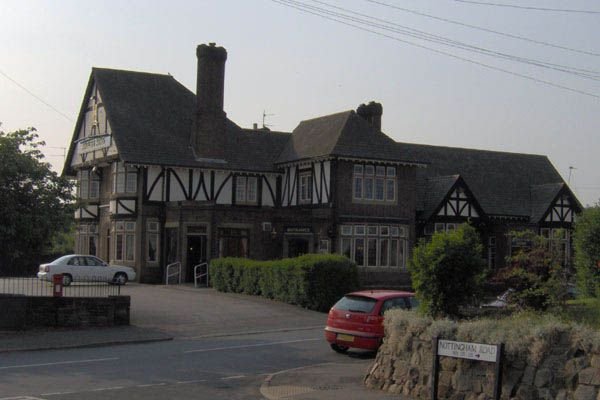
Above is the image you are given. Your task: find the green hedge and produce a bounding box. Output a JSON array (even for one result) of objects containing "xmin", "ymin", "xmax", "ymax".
[{"xmin": 210, "ymin": 254, "xmax": 359, "ymax": 312}]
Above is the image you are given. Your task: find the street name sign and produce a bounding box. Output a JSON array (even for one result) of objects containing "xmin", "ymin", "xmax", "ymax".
[{"xmin": 437, "ymin": 339, "xmax": 498, "ymax": 363}]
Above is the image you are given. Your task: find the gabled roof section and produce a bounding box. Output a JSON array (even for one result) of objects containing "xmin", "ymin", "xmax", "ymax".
[
  {"xmin": 66, "ymin": 68, "xmax": 290, "ymax": 172},
  {"xmin": 530, "ymin": 183, "xmax": 564, "ymax": 222},
  {"xmin": 530, "ymin": 183, "xmax": 583, "ymax": 223},
  {"xmin": 276, "ymin": 110, "xmax": 425, "ymax": 165},
  {"xmin": 408, "ymin": 143, "xmax": 566, "ymax": 218},
  {"xmin": 417, "ymin": 175, "xmax": 460, "ymax": 218}
]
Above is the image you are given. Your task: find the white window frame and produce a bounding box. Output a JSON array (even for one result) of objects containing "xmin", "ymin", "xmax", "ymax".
[
  {"xmin": 299, "ymin": 171, "xmax": 312, "ymax": 204},
  {"xmin": 352, "ymin": 164, "xmax": 396, "ymax": 203},
  {"xmin": 147, "ymin": 221, "xmax": 159, "ymax": 263},
  {"xmin": 114, "ymin": 221, "xmax": 135, "ymax": 262},
  {"xmin": 112, "ymin": 162, "xmax": 137, "ymax": 194},
  {"xmin": 235, "ymin": 176, "xmax": 258, "ymax": 205}
]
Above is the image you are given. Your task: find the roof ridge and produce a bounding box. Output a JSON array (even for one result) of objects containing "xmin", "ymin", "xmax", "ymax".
[
  {"xmin": 92, "ymin": 67, "xmax": 174, "ymax": 78},
  {"xmin": 397, "ymin": 140, "xmax": 549, "ymax": 158},
  {"xmin": 298, "ymin": 109, "xmax": 353, "ymax": 124}
]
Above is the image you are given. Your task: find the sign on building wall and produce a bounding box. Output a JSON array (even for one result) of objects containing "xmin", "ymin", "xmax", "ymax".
[{"xmin": 78, "ymin": 134, "xmax": 111, "ymax": 154}]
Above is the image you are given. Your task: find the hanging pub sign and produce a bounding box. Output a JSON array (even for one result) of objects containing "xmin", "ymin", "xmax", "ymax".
[{"xmin": 431, "ymin": 337, "xmax": 504, "ymax": 400}]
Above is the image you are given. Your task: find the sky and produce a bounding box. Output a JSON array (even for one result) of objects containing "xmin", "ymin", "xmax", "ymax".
[{"xmin": 1, "ymin": 0, "xmax": 598, "ymax": 206}]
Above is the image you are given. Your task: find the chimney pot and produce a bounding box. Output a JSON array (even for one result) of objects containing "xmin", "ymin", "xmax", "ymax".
[{"xmin": 356, "ymin": 101, "xmax": 383, "ymax": 131}]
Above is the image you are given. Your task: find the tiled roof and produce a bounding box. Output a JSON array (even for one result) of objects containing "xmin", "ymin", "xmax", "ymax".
[
  {"xmin": 417, "ymin": 175, "xmax": 460, "ymax": 219},
  {"xmin": 405, "ymin": 143, "xmax": 565, "ymax": 218},
  {"xmin": 75, "ymin": 68, "xmax": 290, "ymax": 172},
  {"xmin": 65, "ymin": 68, "xmax": 575, "ymax": 220},
  {"xmin": 530, "ymin": 183, "xmax": 564, "ymax": 222},
  {"xmin": 276, "ymin": 111, "xmax": 426, "ymax": 165}
]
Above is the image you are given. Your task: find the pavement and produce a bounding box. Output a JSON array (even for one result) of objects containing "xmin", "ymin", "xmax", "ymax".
[{"xmin": 0, "ymin": 284, "xmax": 402, "ymax": 400}]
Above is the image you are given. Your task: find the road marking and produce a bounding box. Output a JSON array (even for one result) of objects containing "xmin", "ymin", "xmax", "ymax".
[
  {"xmin": 0, "ymin": 357, "xmax": 119, "ymax": 370},
  {"xmin": 221, "ymin": 375, "xmax": 245, "ymax": 380},
  {"xmin": 184, "ymin": 325, "xmax": 324, "ymax": 340},
  {"xmin": 1, "ymin": 397, "xmax": 48, "ymax": 400},
  {"xmin": 136, "ymin": 383, "xmax": 167, "ymax": 387},
  {"xmin": 184, "ymin": 338, "xmax": 320, "ymax": 354},
  {"xmin": 90, "ymin": 386, "xmax": 124, "ymax": 391},
  {"xmin": 176, "ymin": 379, "xmax": 207, "ymax": 384}
]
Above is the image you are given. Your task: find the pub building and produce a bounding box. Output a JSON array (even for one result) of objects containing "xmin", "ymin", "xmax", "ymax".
[{"xmin": 64, "ymin": 43, "xmax": 581, "ymax": 286}]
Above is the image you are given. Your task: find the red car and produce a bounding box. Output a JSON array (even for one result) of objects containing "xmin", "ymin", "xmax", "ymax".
[{"xmin": 324, "ymin": 290, "xmax": 418, "ymax": 353}]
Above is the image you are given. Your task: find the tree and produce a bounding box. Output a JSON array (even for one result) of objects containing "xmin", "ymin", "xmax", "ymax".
[
  {"xmin": 499, "ymin": 230, "xmax": 570, "ymax": 310},
  {"xmin": 409, "ymin": 224, "xmax": 487, "ymax": 318},
  {"xmin": 0, "ymin": 126, "xmax": 75, "ymax": 275},
  {"xmin": 574, "ymin": 204, "xmax": 600, "ymax": 297}
]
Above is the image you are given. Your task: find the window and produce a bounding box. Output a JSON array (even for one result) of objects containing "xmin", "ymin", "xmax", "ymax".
[
  {"xmin": 340, "ymin": 223, "xmax": 408, "ymax": 268},
  {"xmin": 352, "ymin": 164, "xmax": 396, "ymax": 203},
  {"xmin": 112, "ymin": 162, "xmax": 137, "ymax": 194},
  {"xmin": 219, "ymin": 228, "xmax": 249, "ymax": 258},
  {"xmin": 77, "ymin": 169, "xmax": 100, "ymax": 200},
  {"xmin": 147, "ymin": 221, "xmax": 159, "ymax": 263},
  {"xmin": 299, "ymin": 172, "xmax": 312, "ymax": 203},
  {"xmin": 541, "ymin": 228, "xmax": 571, "ymax": 266},
  {"xmin": 115, "ymin": 221, "xmax": 135, "ymax": 262},
  {"xmin": 341, "ymin": 237, "xmax": 352, "ymax": 258},
  {"xmin": 235, "ymin": 176, "xmax": 258, "ymax": 205},
  {"xmin": 319, "ymin": 239, "xmax": 330, "ymax": 254},
  {"xmin": 488, "ymin": 236, "xmax": 496, "ymax": 269},
  {"xmin": 76, "ymin": 224, "xmax": 98, "ymax": 256}
]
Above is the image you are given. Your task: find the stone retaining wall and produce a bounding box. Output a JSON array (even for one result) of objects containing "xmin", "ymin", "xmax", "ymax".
[
  {"xmin": 0, "ymin": 294, "xmax": 130, "ymax": 330},
  {"xmin": 364, "ymin": 311, "xmax": 600, "ymax": 400}
]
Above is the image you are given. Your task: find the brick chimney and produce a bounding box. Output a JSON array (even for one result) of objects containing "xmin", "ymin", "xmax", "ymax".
[
  {"xmin": 356, "ymin": 101, "xmax": 383, "ymax": 131},
  {"xmin": 191, "ymin": 43, "xmax": 227, "ymax": 162}
]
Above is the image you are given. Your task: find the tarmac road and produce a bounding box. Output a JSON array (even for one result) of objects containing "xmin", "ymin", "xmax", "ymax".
[{"xmin": 0, "ymin": 284, "xmax": 404, "ymax": 399}]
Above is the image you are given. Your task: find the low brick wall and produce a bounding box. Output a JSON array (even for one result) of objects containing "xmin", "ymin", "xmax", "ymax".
[
  {"xmin": 0, "ymin": 294, "xmax": 130, "ymax": 330},
  {"xmin": 364, "ymin": 311, "xmax": 600, "ymax": 400}
]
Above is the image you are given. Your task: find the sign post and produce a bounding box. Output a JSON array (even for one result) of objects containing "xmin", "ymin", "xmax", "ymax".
[{"xmin": 431, "ymin": 337, "xmax": 504, "ymax": 400}]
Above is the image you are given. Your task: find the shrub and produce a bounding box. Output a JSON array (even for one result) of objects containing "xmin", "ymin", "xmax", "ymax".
[
  {"xmin": 210, "ymin": 254, "xmax": 359, "ymax": 312},
  {"xmin": 498, "ymin": 230, "xmax": 571, "ymax": 310},
  {"xmin": 574, "ymin": 205, "xmax": 600, "ymax": 297},
  {"xmin": 409, "ymin": 224, "xmax": 487, "ymax": 318}
]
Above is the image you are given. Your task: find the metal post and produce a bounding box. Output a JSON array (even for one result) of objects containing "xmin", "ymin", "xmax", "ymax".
[
  {"xmin": 431, "ymin": 336, "xmax": 439, "ymax": 400},
  {"xmin": 493, "ymin": 343, "xmax": 504, "ymax": 400}
]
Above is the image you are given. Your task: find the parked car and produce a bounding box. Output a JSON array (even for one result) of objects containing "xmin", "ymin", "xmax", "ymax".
[
  {"xmin": 324, "ymin": 290, "xmax": 418, "ymax": 353},
  {"xmin": 37, "ymin": 255, "xmax": 136, "ymax": 286}
]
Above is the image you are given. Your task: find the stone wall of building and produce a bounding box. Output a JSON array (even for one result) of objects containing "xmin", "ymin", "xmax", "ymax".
[{"xmin": 364, "ymin": 311, "xmax": 600, "ymax": 400}]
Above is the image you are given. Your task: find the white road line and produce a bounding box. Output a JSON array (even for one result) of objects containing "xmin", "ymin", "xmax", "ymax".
[
  {"xmin": 90, "ymin": 386, "xmax": 124, "ymax": 391},
  {"xmin": 221, "ymin": 375, "xmax": 245, "ymax": 380},
  {"xmin": 184, "ymin": 338, "xmax": 320, "ymax": 354},
  {"xmin": 40, "ymin": 392, "xmax": 78, "ymax": 396},
  {"xmin": 136, "ymin": 383, "xmax": 167, "ymax": 388},
  {"xmin": 0, "ymin": 357, "xmax": 119, "ymax": 370},
  {"xmin": 176, "ymin": 379, "xmax": 207, "ymax": 384}
]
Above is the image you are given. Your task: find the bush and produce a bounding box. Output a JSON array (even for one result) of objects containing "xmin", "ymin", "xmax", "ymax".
[
  {"xmin": 409, "ymin": 224, "xmax": 487, "ymax": 318},
  {"xmin": 210, "ymin": 254, "xmax": 359, "ymax": 312},
  {"xmin": 498, "ymin": 230, "xmax": 571, "ymax": 310},
  {"xmin": 574, "ymin": 205, "xmax": 600, "ymax": 297}
]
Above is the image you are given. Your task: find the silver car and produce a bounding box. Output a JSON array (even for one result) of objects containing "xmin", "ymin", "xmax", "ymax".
[{"xmin": 37, "ymin": 255, "xmax": 136, "ymax": 286}]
